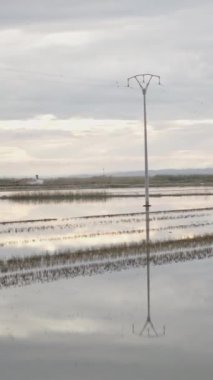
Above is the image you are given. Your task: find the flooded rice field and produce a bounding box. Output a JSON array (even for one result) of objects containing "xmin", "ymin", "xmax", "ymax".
[{"xmin": 0, "ymin": 187, "xmax": 213, "ymax": 379}]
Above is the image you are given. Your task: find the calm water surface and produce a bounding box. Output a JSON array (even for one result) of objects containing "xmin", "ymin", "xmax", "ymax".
[
  {"xmin": 0, "ymin": 260, "xmax": 212, "ymax": 379},
  {"xmin": 1, "ymin": 191, "xmax": 213, "ymax": 221},
  {"xmin": 0, "ymin": 189, "xmax": 212, "ymax": 379}
]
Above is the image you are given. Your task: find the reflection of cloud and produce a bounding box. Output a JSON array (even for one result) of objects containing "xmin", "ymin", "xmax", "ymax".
[
  {"xmin": 0, "ymin": 316, "xmax": 104, "ymax": 338},
  {"xmin": 0, "ymin": 201, "xmax": 35, "ymax": 221}
]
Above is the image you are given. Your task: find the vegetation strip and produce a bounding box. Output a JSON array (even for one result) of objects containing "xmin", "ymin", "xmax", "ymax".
[
  {"xmin": 1, "ymin": 219, "xmax": 213, "ymax": 248},
  {"xmin": 1, "ymin": 233, "xmax": 213, "ymax": 274},
  {"xmin": 0, "ymin": 218, "xmax": 57, "ymax": 225},
  {"xmin": 0, "ymin": 191, "xmax": 110, "ymax": 201},
  {"xmin": 0, "ymin": 245, "xmax": 212, "ymax": 289},
  {"xmin": 2, "ymin": 191, "xmax": 213, "ymax": 202},
  {"xmin": 1, "ymin": 174, "xmax": 213, "ymax": 189},
  {"xmin": 0, "ymin": 207, "xmax": 212, "ymax": 226},
  {"xmin": 0, "ymin": 212, "xmax": 209, "ymax": 236},
  {"xmin": 71, "ymin": 207, "xmax": 213, "ymax": 219}
]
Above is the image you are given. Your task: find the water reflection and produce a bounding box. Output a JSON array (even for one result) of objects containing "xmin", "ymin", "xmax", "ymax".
[
  {"xmin": 133, "ymin": 206, "xmax": 165, "ymax": 338},
  {"xmin": 1, "ymin": 203, "xmax": 213, "ymax": 290}
]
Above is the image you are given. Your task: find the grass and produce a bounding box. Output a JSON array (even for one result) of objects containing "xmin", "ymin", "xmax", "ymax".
[
  {"xmin": 1, "ymin": 191, "xmax": 111, "ymax": 202},
  {"xmin": 1, "ymin": 232, "xmax": 213, "ymax": 274},
  {"xmin": 0, "ymin": 206, "xmax": 213, "ymax": 225},
  {"xmin": 0, "ymin": 239, "xmax": 212, "ymax": 289},
  {"xmin": 1, "ymin": 174, "xmax": 213, "ymax": 190},
  {"xmin": 0, "ymin": 203, "xmax": 213, "ymax": 289},
  {"xmin": 2, "ymin": 190, "xmax": 213, "ymax": 202},
  {"xmin": 1, "ymin": 218, "xmax": 213, "ymax": 247}
]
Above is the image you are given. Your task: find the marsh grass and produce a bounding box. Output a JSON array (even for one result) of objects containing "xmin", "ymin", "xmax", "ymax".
[
  {"xmin": 0, "ymin": 242, "xmax": 212, "ymax": 289},
  {"xmin": 0, "ymin": 206, "xmax": 212, "ymax": 227},
  {"xmin": 1, "ymin": 217, "xmax": 213, "ymax": 247},
  {"xmin": 2, "ymin": 191, "xmax": 213, "ymax": 202},
  {"xmin": 0, "ymin": 191, "xmax": 112, "ymax": 202},
  {"xmin": 1, "ymin": 232, "xmax": 213, "ymax": 274}
]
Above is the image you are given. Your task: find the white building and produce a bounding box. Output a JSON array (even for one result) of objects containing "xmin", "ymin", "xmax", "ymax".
[{"xmin": 28, "ymin": 175, "xmax": 44, "ymax": 185}]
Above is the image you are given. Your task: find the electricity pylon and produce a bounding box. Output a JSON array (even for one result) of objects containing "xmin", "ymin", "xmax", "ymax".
[
  {"xmin": 127, "ymin": 73, "xmax": 161, "ymax": 207},
  {"xmin": 126, "ymin": 73, "xmax": 164, "ymax": 337}
]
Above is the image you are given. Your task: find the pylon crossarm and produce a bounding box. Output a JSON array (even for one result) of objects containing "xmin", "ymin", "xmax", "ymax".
[{"xmin": 127, "ymin": 73, "xmax": 161, "ymax": 92}]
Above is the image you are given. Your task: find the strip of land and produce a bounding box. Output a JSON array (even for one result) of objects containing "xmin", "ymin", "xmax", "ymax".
[
  {"xmin": 1, "ymin": 174, "xmax": 213, "ymax": 190},
  {"xmin": 0, "ymin": 242, "xmax": 212, "ymax": 289},
  {"xmin": 1, "ymin": 190, "xmax": 213, "ymax": 202}
]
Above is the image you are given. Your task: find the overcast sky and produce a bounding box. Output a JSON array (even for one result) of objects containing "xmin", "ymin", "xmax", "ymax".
[{"xmin": 0, "ymin": 0, "xmax": 213, "ymax": 176}]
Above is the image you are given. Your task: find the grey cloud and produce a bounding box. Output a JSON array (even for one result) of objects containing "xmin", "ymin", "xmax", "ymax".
[
  {"xmin": 0, "ymin": 1, "xmax": 212, "ymax": 173},
  {"xmin": 0, "ymin": 0, "xmax": 210, "ymax": 27},
  {"xmin": 0, "ymin": 118, "xmax": 212, "ymax": 175},
  {"xmin": 0, "ymin": 0, "xmax": 211, "ymax": 120}
]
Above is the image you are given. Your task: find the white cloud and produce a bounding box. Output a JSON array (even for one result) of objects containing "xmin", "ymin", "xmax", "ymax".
[
  {"xmin": 0, "ymin": 1, "xmax": 212, "ymax": 174},
  {"xmin": 0, "ymin": 116, "xmax": 212, "ymax": 176}
]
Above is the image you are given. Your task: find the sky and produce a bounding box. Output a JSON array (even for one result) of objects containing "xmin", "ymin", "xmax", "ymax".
[{"xmin": 0, "ymin": 0, "xmax": 213, "ymax": 177}]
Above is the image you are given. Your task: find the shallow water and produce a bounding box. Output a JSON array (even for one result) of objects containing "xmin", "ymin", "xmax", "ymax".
[
  {"xmin": 0, "ymin": 189, "xmax": 212, "ymax": 379},
  {"xmin": 0, "ymin": 259, "xmax": 213, "ymax": 379},
  {"xmin": 0, "ymin": 191, "xmax": 213, "ymax": 259},
  {"xmin": 0, "ymin": 186, "xmax": 213, "ymax": 220}
]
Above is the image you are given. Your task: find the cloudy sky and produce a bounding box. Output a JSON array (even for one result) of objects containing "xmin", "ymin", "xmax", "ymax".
[{"xmin": 0, "ymin": 0, "xmax": 213, "ymax": 177}]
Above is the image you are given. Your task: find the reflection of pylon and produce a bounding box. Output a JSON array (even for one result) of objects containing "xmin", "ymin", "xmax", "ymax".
[
  {"xmin": 132, "ymin": 319, "xmax": 165, "ymax": 338},
  {"xmin": 132, "ymin": 207, "xmax": 166, "ymax": 338}
]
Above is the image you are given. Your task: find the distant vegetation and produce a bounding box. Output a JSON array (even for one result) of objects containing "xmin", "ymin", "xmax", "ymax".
[
  {"xmin": 1, "ymin": 232, "xmax": 213, "ymax": 288},
  {"xmin": 2, "ymin": 189, "xmax": 213, "ymax": 202},
  {"xmin": 0, "ymin": 174, "xmax": 213, "ymax": 191},
  {"xmin": 0, "ymin": 191, "xmax": 111, "ymax": 202}
]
